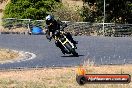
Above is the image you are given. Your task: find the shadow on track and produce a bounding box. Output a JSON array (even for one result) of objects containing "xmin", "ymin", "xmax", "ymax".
[{"xmin": 61, "ymin": 55, "xmax": 84, "ymax": 57}]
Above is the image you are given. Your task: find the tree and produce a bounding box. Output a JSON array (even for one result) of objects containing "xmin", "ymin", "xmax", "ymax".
[
  {"xmin": 3, "ymin": 0, "xmax": 60, "ymax": 20},
  {"xmin": 105, "ymin": 0, "xmax": 132, "ymax": 23},
  {"xmin": 82, "ymin": 0, "xmax": 132, "ymax": 23},
  {"xmin": 52, "ymin": 4, "xmax": 83, "ymax": 22},
  {"xmin": 81, "ymin": 0, "xmax": 101, "ymax": 22}
]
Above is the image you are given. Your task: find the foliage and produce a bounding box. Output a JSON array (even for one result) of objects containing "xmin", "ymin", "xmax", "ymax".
[
  {"xmin": 0, "ymin": 0, "xmax": 4, "ymax": 3},
  {"xmin": 3, "ymin": 0, "xmax": 131, "ymax": 23},
  {"xmin": 3, "ymin": 0, "xmax": 60, "ymax": 20},
  {"xmin": 52, "ymin": 4, "xmax": 83, "ymax": 22},
  {"xmin": 82, "ymin": 0, "xmax": 132, "ymax": 23},
  {"xmin": 80, "ymin": 3, "xmax": 99, "ymax": 22},
  {"xmin": 105, "ymin": 0, "xmax": 132, "ymax": 23}
]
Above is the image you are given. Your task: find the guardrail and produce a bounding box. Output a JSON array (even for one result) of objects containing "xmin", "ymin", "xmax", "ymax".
[
  {"xmin": 65, "ymin": 22, "xmax": 132, "ymax": 37},
  {"xmin": 0, "ymin": 18, "xmax": 132, "ymax": 37}
]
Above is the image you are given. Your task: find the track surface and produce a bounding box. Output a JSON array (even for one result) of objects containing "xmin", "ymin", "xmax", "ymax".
[{"xmin": 0, "ymin": 35, "xmax": 132, "ymax": 69}]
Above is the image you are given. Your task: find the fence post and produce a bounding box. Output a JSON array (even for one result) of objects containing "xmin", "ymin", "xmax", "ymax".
[{"xmin": 28, "ymin": 19, "xmax": 31, "ymax": 33}]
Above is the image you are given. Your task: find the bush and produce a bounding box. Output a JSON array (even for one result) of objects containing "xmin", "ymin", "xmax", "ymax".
[
  {"xmin": 52, "ymin": 3, "xmax": 83, "ymax": 22},
  {"xmin": 3, "ymin": 0, "xmax": 60, "ymax": 20}
]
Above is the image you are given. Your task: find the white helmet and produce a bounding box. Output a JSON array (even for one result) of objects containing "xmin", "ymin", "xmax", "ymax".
[{"xmin": 46, "ymin": 15, "xmax": 53, "ymax": 21}]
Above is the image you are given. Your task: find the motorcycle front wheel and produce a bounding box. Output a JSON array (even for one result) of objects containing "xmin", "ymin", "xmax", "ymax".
[
  {"xmin": 71, "ymin": 48, "xmax": 78, "ymax": 57},
  {"xmin": 65, "ymin": 42, "xmax": 78, "ymax": 57}
]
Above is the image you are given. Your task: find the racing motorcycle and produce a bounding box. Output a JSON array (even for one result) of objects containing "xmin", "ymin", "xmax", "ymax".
[{"xmin": 54, "ymin": 30, "xmax": 78, "ymax": 57}]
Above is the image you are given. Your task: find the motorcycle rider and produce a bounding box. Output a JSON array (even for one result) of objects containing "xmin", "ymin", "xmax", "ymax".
[{"xmin": 45, "ymin": 15, "xmax": 77, "ymax": 54}]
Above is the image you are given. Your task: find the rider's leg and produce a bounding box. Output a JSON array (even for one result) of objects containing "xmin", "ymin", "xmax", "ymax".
[
  {"xmin": 65, "ymin": 32, "xmax": 78, "ymax": 49},
  {"xmin": 65, "ymin": 32, "xmax": 78, "ymax": 44},
  {"xmin": 66, "ymin": 33, "xmax": 78, "ymax": 49}
]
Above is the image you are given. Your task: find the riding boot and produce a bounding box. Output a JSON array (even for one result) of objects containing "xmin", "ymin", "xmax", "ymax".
[{"xmin": 65, "ymin": 33, "xmax": 78, "ymax": 49}]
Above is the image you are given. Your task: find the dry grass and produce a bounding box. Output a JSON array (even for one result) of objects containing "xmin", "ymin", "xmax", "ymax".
[
  {"xmin": 0, "ymin": 27, "xmax": 28, "ymax": 33},
  {"xmin": 0, "ymin": 65, "xmax": 131, "ymax": 88},
  {"xmin": 62, "ymin": 0, "xmax": 83, "ymax": 9},
  {"xmin": 0, "ymin": 49, "xmax": 19, "ymax": 62}
]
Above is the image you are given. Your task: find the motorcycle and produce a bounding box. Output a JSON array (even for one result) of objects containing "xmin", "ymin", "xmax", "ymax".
[{"xmin": 54, "ymin": 31, "xmax": 78, "ymax": 57}]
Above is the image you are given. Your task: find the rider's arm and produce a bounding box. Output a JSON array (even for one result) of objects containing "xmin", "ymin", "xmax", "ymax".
[
  {"xmin": 45, "ymin": 26, "xmax": 52, "ymax": 41},
  {"xmin": 57, "ymin": 20, "xmax": 67, "ymax": 31},
  {"xmin": 46, "ymin": 31, "xmax": 52, "ymax": 41}
]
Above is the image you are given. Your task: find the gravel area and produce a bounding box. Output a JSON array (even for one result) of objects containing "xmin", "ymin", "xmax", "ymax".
[{"xmin": 0, "ymin": 49, "xmax": 36, "ymax": 64}]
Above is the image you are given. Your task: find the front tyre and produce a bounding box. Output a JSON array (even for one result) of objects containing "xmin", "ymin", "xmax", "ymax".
[
  {"xmin": 65, "ymin": 42, "xmax": 78, "ymax": 57},
  {"xmin": 71, "ymin": 49, "xmax": 78, "ymax": 57}
]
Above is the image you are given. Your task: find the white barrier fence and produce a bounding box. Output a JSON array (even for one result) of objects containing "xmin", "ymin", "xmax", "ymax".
[{"xmin": 1, "ymin": 18, "xmax": 132, "ymax": 36}]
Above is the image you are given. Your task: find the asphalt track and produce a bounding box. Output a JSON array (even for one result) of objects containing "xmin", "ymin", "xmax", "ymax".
[{"xmin": 0, "ymin": 35, "xmax": 132, "ymax": 69}]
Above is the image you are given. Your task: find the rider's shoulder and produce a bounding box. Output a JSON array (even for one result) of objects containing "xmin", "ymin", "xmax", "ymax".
[{"xmin": 56, "ymin": 19, "xmax": 64, "ymax": 24}]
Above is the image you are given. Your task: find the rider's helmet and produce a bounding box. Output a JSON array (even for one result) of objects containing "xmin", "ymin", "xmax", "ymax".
[{"xmin": 45, "ymin": 15, "xmax": 54, "ymax": 25}]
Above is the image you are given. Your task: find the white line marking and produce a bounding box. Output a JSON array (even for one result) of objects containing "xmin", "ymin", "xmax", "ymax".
[{"xmin": 0, "ymin": 50, "xmax": 36, "ymax": 64}]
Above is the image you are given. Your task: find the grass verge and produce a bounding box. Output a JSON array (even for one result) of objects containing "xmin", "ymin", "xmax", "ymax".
[
  {"xmin": 0, "ymin": 65, "xmax": 131, "ymax": 88},
  {"xmin": 0, "ymin": 49, "xmax": 19, "ymax": 62}
]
